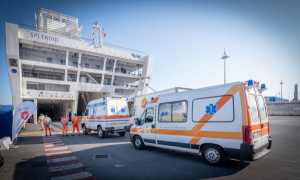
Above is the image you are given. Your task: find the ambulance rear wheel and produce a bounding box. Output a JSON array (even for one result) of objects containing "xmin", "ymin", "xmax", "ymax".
[
  {"xmin": 202, "ymin": 145, "xmax": 226, "ymax": 166},
  {"xmin": 83, "ymin": 125, "xmax": 88, "ymax": 135},
  {"xmin": 119, "ymin": 132, "xmax": 126, "ymax": 136},
  {"xmin": 133, "ymin": 136, "xmax": 145, "ymax": 150},
  {"xmin": 98, "ymin": 127, "xmax": 105, "ymax": 138}
]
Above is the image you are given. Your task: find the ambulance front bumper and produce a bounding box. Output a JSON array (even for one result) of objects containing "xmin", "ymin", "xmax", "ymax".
[{"xmin": 239, "ymin": 136, "xmax": 272, "ymax": 161}]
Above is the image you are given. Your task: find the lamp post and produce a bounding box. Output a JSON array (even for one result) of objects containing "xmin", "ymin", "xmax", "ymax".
[
  {"xmin": 280, "ymin": 79, "xmax": 284, "ymax": 100},
  {"xmin": 220, "ymin": 48, "xmax": 230, "ymax": 84}
]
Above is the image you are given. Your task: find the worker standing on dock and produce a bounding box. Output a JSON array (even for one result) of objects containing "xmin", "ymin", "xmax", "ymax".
[
  {"xmin": 72, "ymin": 113, "xmax": 80, "ymax": 136},
  {"xmin": 61, "ymin": 115, "xmax": 69, "ymax": 136},
  {"xmin": 38, "ymin": 114, "xmax": 44, "ymax": 130},
  {"xmin": 44, "ymin": 115, "xmax": 52, "ymax": 136}
]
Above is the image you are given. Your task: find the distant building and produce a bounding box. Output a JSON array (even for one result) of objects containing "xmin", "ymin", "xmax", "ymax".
[{"xmin": 265, "ymin": 96, "xmax": 289, "ymax": 103}]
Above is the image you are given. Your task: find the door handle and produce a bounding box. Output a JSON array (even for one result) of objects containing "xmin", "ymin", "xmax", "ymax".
[
  {"xmin": 152, "ymin": 125, "xmax": 155, "ymax": 128},
  {"xmin": 261, "ymin": 124, "xmax": 264, "ymax": 128}
]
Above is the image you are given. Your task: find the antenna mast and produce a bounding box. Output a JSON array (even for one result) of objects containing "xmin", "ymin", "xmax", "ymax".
[{"xmin": 91, "ymin": 20, "xmax": 103, "ymax": 47}]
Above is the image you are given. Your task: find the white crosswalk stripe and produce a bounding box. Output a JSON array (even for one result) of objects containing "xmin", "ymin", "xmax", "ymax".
[
  {"xmin": 47, "ymin": 156, "xmax": 78, "ymax": 164},
  {"xmin": 45, "ymin": 146, "xmax": 69, "ymax": 151},
  {"xmin": 48, "ymin": 163, "xmax": 83, "ymax": 172},
  {"xmin": 46, "ymin": 150, "xmax": 72, "ymax": 156},
  {"xmin": 44, "ymin": 143, "xmax": 65, "ymax": 147}
]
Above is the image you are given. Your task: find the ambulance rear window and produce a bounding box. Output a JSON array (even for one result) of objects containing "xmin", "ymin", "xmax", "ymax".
[{"xmin": 248, "ymin": 94, "xmax": 259, "ymax": 122}]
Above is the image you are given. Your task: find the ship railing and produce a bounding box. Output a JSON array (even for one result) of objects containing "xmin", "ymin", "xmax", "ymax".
[{"xmin": 18, "ymin": 23, "xmax": 148, "ymax": 57}]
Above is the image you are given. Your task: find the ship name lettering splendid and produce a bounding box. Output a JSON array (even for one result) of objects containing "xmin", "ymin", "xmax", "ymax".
[{"xmin": 30, "ymin": 32, "xmax": 58, "ymax": 42}]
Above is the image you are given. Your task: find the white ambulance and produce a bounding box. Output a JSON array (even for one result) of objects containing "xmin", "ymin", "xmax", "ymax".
[
  {"xmin": 82, "ymin": 97, "xmax": 130, "ymax": 138},
  {"xmin": 130, "ymin": 80, "xmax": 272, "ymax": 166}
]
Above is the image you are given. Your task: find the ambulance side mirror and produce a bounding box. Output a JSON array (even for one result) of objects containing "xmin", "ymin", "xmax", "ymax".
[{"xmin": 135, "ymin": 118, "xmax": 141, "ymax": 125}]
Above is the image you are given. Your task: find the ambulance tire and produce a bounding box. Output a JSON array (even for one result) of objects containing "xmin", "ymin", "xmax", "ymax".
[
  {"xmin": 98, "ymin": 126, "xmax": 105, "ymax": 138},
  {"xmin": 202, "ymin": 145, "xmax": 226, "ymax": 166},
  {"xmin": 133, "ymin": 136, "xmax": 145, "ymax": 150},
  {"xmin": 119, "ymin": 132, "xmax": 126, "ymax": 136},
  {"xmin": 82, "ymin": 125, "xmax": 89, "ymax": 135}
]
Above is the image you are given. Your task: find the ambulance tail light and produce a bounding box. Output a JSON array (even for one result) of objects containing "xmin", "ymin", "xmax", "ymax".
[
  {"xmin": 261, "ymin": 84, "xmax": 266, "ymax": 89},
  {"xmin": 243, "ymin": 126, "xmax": 253, "ymax": 144}
]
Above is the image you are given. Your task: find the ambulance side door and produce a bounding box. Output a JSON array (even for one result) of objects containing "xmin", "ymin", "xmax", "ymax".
[{"xmin": 139, "ymin": 107, "xmax": 156, "ymax": 145}]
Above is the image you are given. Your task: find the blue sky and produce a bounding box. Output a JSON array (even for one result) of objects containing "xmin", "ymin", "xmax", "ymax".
[{"xmin": 1, "ymin": 0, "xmax": 299, "ymax": 105}]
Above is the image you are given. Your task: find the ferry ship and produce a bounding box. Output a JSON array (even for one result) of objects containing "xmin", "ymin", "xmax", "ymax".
[{"xmin": 5, "ymin": 8, "xmax": 154, "ymax": 122}]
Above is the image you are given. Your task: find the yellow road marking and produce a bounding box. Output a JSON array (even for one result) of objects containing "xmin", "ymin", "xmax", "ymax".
[{"xmin": 20, "ymin": 131, "xmax": 44, "ymax": 134}]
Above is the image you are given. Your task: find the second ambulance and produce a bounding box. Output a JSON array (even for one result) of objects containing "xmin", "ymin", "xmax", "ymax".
[{"xmin": 82, "ymin": 97, "xmax": 130, "ymax": 138}]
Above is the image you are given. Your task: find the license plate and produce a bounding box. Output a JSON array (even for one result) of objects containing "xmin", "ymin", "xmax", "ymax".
[
  {"xmin": 115, "ymin": 126, "xmax": 124, "ymax": 130},
  {"xmin": 253, "ymin": 130, "xmax": 261, "ymax": 139}
]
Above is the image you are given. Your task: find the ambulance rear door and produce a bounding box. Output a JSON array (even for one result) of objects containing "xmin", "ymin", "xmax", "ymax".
[
  {"xmin": 256, "ymin": 93, "xmax": 269, "ymax": 146},
  {"xmin": 247, "ymin": 92, "xmax": 262, "ymax": 148}
]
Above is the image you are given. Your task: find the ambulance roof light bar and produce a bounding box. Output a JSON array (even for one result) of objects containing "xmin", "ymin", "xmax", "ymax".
[
  {"xmin": 111, "ymin": 96, "xmax": 123, "ymax": 99},
  {"xmin": 259, "ymin": 83, "xmax": 267, "ymax": 93},
  {"xmin": 246, "ymin": 79, "xmax": 259, "ymax": 90}
]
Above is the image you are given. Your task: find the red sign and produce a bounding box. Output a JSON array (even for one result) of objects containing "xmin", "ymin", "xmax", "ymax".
[{"xmin": 21, "ymin": 111, "xmax": 29, "ymax": 120}]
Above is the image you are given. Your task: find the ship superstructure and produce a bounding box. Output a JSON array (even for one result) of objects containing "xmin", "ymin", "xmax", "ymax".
[{"xmin": 5, "ymin": 8, "xmax": 153, "ymax": 122}]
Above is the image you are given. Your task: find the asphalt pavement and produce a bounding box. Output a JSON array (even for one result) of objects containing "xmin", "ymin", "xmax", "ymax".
[{"xmin": 0, "ymin": 116, "xmax": 299, "ymax": 180}]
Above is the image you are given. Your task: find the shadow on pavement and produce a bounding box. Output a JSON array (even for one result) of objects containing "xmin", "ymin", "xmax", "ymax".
[
  {"xmin": 13, "ymin": 155, "xmax": 50, "ymax": 180},
  {"xmin": 15, "ymin": 135, "xmax": 44, "ymax": 145}
]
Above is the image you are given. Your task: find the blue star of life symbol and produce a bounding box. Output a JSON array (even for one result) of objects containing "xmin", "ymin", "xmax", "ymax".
[
  {"xmin": 111, "ymin": 107, "xmax": 115, "ymax": 113},
  {"xmin": 205, "ymin": 104, "xmax": 218, "ymax": 115}
]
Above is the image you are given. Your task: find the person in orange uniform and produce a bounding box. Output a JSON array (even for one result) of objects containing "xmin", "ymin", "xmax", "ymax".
[
  {"xmin": 38, "ymin": 114, "xmax": 45, "ymax": 130},
  {"xmin": 61, "ymin": 115, "xmax": 68, "ymax": 136},
  {"xmin": 72, "ymin": 113, "xmax": 80, "ymax": 136},
  {"xmin": 43, "ymin": 115, "xmax": 52, "ymax": 136}
]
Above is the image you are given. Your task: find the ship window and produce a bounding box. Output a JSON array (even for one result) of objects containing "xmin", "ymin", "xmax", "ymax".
[
  {"xmin": 47, "ymin": 57, "xmax": 52, "ymax": 63},
  {"xmin": 85, "ymin": 63, "xmax": 89, "ymax": 68},
  {"xmin": 10, "ymin": 59, "xmax": 17, "ymax": 67},
  {"xmin": 60, "ymin": 60, "xmax": 65, "ymax": 65},
  {"xmin": 96, "ymin": 65, "xmax": 101, "ymax": 69},
  {"xmin": 27, "ymin": 83, "xmax": 36, "ymax": 90},
  {"xmin": 73, "ymin": 61, "xmax": 78, "ymax": 67}
]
